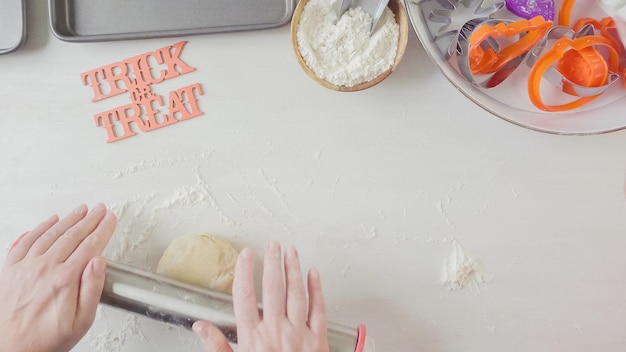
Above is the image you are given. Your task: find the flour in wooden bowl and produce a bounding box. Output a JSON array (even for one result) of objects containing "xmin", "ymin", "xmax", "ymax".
[{"xmin": 296, "ymin": 0, "xmax": 400, "ymax": 88}]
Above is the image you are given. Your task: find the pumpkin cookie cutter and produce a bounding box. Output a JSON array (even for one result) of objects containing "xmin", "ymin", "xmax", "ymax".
[
  {"xmin": 526, "ymin": 25, "xmax": 621, "ymax": 111},
  {"xmin": 414, "ymin": 0, "xmax": 504, "ymax": 59},
  {"xmin": 526, "ymin": 25, "xmax": 621, "ymax": 98},
  {"xmin": 556, "ymin": 0, "xmax": 626, "ymax": 56},
  {"xmin": 456, "ymin": 17, "xmax": 550, "ymax": 89},
  {"xmin": 573, "ymin": 17, "xmax": 626, "ymax": 89}
]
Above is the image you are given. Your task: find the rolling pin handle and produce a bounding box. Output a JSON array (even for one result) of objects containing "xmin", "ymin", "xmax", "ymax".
[
  {"xmin": 355, "ymin": 324, "xmax": 366, "ymax": 352},
  {"xmin": 355, "ymin": 324, "xmax": 375, "ymax": 352}
]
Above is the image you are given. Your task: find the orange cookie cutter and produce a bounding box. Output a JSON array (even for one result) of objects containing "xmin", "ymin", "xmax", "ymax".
[
  {"xmin": 457, "ymin": 19, "xmax": 530, "ymax": 88},
  {"xmin": 468, "ymin": 16, "xmax": 552, "ymax": 75},
  {"xmin": 527, "ymin": 25, "xmax": 620, "ymax": 97},
  {"xmin": 556, "ymin": 0, "xmax": 626, "ymax": 91},
  {"xmin": 528, "ymin": 34, "xmax": 620, "ymax": 112},
  {"xmin": 573, "ymin": 17, "xmax": 626, "ymax": 89},
  {"xmin": 557, "ymin": 0, "xmax": 575, "ymax": 26},
  {"xmin": 558, "ymin": 1, "xmax": 626, "ymax": 55},
  {"xmin": 573, "ymin": 17, "xmax": 622, "ymax": 51}
]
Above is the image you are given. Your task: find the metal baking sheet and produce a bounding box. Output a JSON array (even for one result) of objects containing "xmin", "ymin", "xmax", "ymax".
[
  {"xmin": 48, "ymin": 0, "xmax": 296, "ymax": 42},
  {"xmin": 0, "ymin": 0, "xmax": 26, "ymax": 54}
]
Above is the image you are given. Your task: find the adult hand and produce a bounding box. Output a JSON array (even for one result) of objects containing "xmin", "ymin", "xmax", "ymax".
[
  {"xmin": 0, "ymin": 204, "xmax": 117, "ymax": 352},
  {"xmin": 193, "ymin": 241, "xmax": 329, "ymax": 352}
]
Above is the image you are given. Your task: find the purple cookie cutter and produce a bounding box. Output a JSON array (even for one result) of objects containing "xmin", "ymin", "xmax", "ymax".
[{"xmin": 505, "ymin": 0, "xmax": 555, "ymax": 21}]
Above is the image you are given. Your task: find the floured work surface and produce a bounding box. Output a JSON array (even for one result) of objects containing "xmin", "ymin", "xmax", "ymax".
[{"xmin": 49, "ymin": 0, "xmax": 296, "ymax": 42}]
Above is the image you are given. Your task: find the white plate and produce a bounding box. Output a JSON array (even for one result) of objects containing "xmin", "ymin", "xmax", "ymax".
[{"xmin": 405, "ymin": 0, "xmax": 626, "ymax": 135}]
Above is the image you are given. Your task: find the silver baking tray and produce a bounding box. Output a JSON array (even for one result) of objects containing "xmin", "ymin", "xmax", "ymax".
[
  {"xmin": 0, "ymin": 0, "xmax": 26, "ymax": 54},
  {"xmin": 48, "ymin": 0, "xmax": 296, "ymax": 42}
]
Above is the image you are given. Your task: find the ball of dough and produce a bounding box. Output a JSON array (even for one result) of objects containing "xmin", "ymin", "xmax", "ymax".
[{"xmin": 157, "ymin": 233, "xmax": 238, "ymax": 294}]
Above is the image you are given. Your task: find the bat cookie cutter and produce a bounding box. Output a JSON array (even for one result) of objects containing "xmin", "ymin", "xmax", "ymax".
[
  {"xmin": 415, "ymin": 0, "xmax": 504, "ymax": 59},
  {"xmin": 468, "ymin": 16, "xmax": 552, "ymax": 74},
  {"xmin": 456, "ymin": 16, "xmax": 551, "ymax": 89}
]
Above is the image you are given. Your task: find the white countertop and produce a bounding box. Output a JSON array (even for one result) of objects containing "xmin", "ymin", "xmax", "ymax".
[{"xmin": 2, "ymin": 2, "xmax": 626, "ymax": 352}]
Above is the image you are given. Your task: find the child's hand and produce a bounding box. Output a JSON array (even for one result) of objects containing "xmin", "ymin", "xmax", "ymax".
[
  {"xmin": 0, "ymin": 204, "xmax": 117, "ymax": 352},
  {"xmin": 193, "ymin": 242, "xmax": 330, "ymax": 352}
]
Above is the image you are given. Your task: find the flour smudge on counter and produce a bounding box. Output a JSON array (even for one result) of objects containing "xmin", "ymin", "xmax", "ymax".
[
  {"xmin": 437, "ymin": 197, "xmax": 456, "ymax": 228},
  {"xmin": 113, "ymin": 148, "xmax": 214, "ymax": 179},
  {"xmin": 86, "ymin": 312, "xmax": 148, "ymax": 352}
]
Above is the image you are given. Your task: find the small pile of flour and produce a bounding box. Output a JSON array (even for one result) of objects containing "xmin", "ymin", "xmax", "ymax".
[
  {"xmin": 440, "ymin": 240, "xmax": 485, "ymax": 291},
  {"xmin": 296, "ymin": 0, "xmax": 399, "ymax": 87}
]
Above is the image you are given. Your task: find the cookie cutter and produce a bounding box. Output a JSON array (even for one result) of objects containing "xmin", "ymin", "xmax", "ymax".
[
  {"xmin": 573, "ymin": 17, "xmax": 623, "ymax": 52},
  {"xmin": 527, "ymin": 24, "xmax": 621, "ymax": 99},
  {"xmin": 557, "ymin": 0, "xmax": 575, "ymax": 26},
  {"xmin": 527, "ymin": 25, "xmax": 621, "ymax": 111},
  {"xmin": 468, "ymin": 15, "xmax": 552, "ymax": 75},
  {"xmin": 505, "ymin": 0, "xmax": 555, "ymax": 21},
  {"xmin": 415, "ymin": 0, "xmax": 504, "ymax": 59},
  {"xmin": 457, "ymin": 17, "xmax": 499, "ymax": 56},
  {"xmin": 456, "ymin": 18, "xmax": 548, "ymax": 89},
  {"xmin": 573, "ymin": 17, "xmax": 626, "ymax": 89}
]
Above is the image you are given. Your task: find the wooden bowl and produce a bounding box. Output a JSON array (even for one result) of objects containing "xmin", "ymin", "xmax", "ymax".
[{"xmin": 291, "ymin": 0, "xmax": 409, "ymax": 92}]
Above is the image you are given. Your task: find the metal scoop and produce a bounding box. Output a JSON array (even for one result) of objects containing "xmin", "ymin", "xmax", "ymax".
[{"xmin": 336, "ymin": 0, "xmax": 391, "ymax": 32}]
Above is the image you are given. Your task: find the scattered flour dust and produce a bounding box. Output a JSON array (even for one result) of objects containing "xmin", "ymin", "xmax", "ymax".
[
  {"xmin": 113, "ymin": 148, "xmax": 214, "ymax": 179},
  {"xmin": 440, "ymin": 240, "xmax": 487, "ymax": 292},
  {"xmin": 87, "ymin": 310, "xmax": 148, "ymax": 352},
  {"xmin": 296, "ymin": 0, "xmax": 399, "ymax": 87},
  {"xmin": 105, "ymin": 167, "xmax": 239, "ymax": 268},
  {"xmin": 92, "ymin": 164, "xmax": 240, "ymax": 352}
]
